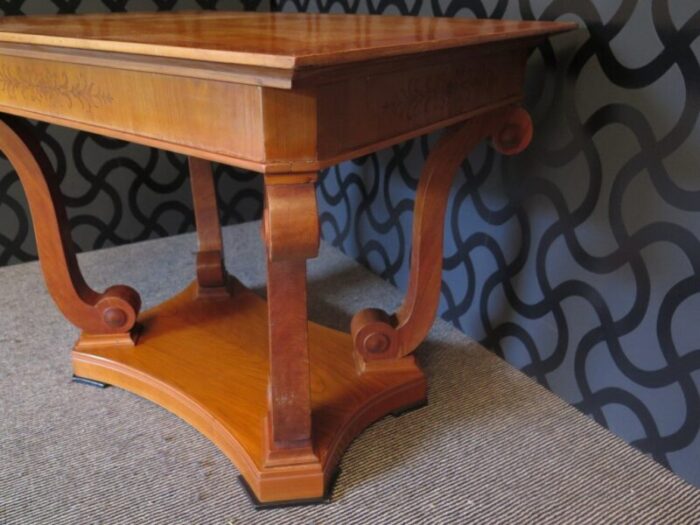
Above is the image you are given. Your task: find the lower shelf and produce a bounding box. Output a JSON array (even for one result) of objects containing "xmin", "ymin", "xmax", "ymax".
[{"xmin": 72, "ymin": 280, "xmax": 427, "ymax": 503}]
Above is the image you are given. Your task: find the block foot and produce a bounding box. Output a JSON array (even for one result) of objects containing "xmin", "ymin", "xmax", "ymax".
[
  {"xmin": 237, "ymin": 469, "xmax": 340, "ymax": 509},
  {"xmin": 391, "ymin": 399, "xmax": 428, "ymax": 418},
  {"xmin": 72, "ymin": 375, "xmax": 110, "ymax": 389}
]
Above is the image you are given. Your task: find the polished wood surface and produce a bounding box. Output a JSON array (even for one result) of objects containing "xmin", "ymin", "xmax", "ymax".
[
  {"xmin": 73, "ymin": 281, "xmax": 426, "ymax": 502},
  {"xmin": 0, "ymin": 12, "xmax": 575, "ymax": 68},
  {"xmin": 262, "ymin": 178, "xmax": 320, "ymax": 465},
  {"xmin": 188, "ymin": 157, "xmax": 228, "ymax": 297},
  {"xmin": 0, "ymin": 13, "xmax": 574, "ymax": 173},
  {"xmin": 351, "ymin": 106, "xmax": 533, "ymax": 370},
  {"xmin": 0, "ymin": 12, "xmax": 575, "ymax": 505},
  {"xmin": 0, "ymin": 114, "xmax": 140, "ymax": 343}
]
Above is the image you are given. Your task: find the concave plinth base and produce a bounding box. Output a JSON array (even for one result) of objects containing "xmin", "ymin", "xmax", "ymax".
[{"xmin": 72, "ymin": 280, "xmax": 427, "ymax": 504}]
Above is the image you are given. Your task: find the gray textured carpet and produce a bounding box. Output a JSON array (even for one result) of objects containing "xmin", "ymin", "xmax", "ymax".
[{"xmin": 1, "ymin": 222, "xmax": 699, "ymax": 524}]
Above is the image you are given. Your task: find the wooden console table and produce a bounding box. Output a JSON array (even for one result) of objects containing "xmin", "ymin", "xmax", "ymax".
[{"xmin": 0, "ymin": 12, "xmax": 574, "ymax": 506}]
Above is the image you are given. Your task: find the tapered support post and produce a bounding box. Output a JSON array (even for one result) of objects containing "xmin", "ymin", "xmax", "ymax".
[
  {"xmin": 0, "ymin": 114, "xmax": 140, "ymax": 346},
  {"xmin": 188, "ymin": 157, "xmax": 228, "ymax": 298},
  {"xmin": 351, "ymin": 106, "xmax": 533, "ymax": 371},
  {"xmin": 262, "ymin": 173, "xmax": 320, "ymax": 466}
]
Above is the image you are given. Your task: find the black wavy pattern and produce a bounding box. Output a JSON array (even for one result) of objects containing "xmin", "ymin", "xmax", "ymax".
[
  {"xmin": 281, "ymin": 0, "xmax": 700, "ymax": 486},
  {"xmin": 0, "ymin": 0, "xmax": 264, "ymax": 263}
]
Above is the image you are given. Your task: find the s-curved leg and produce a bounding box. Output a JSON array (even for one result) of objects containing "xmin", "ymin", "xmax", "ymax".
[
  {"xmin": 351, "ymin": 106, "xmax": 533, "ymax": 371},
  {"xmin": 0, "ymin": 114, "xmax": 140, "ymax": 345}
]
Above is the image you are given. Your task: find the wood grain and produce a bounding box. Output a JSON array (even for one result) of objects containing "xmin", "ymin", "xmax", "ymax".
[
  {"xmin": 352, "ymin": 106, "xmax": 534, "ymax": 369},
  {"xmin": 188, "ymin": 157, "xmax": 228, "ymax": 298},
  {"xmin": 262, "ymin": 177, "xmax": 320, "ymax": 466},
  {"xmin": 314, "ymin": 44, "xmax": 530, "ymax": 163},
  {"xmin": 0, "ymin": 114, "xmax": 140, "ymax": 340},
  {"xmin": 0, "ymin": 14, "xmax": 573, "ymax": 174},
  {"xmin": 0, "ymin": 53, "xmax": 266, "ymax": 166},
  {"xmin": 73, "ymin": 281, "xmax": 426, "ymax": 503},
  {"xmin": 0, "ymin": 13, "xmax": 576, "ymax": 68}
]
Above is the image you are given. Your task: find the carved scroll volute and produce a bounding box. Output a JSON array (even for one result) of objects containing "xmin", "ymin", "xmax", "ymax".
[
  {"xmin": 350, "ymin": 308, "xmax": 400, "ymax": 361},
  {"xmin": 492, "ymin": 107, "xmax": 533, "ymax": 155},
  {"xmin": 0, "ymin": 115, "xmax": 140, "ymax": 336},
  {"xmin": 262, "ymin": 177, "xmax": 320, "ymax": 263},
  {"xmin": 352, "ymin": 106, "xmax": 534, "ymax": 370}
]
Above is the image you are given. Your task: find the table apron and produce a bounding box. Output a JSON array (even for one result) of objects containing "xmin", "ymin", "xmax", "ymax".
[
  {"xmin": 0, "ymin": 52, "xmax": 267, "ymax": 166},
  {"xmin": 0, "ymin": 44, "xmax": 531, "ymax": 173}
]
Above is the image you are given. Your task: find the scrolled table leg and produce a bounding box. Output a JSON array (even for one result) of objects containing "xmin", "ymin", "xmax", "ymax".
[
  {"xmin": 0, "ymin": 114, "xmax": 140, "ymax": 344},
  {"xmin": 352, "ymin": 106, "xmax": 534, "ymax": 372}
]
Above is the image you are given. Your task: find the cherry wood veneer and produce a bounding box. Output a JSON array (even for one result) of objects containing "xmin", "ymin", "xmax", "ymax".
[
  {"xmin": 0, "ymin": 13, "xmax": 574, "ymax": 68},
  {"xmin": 0, "ymin": 12, "xmax": 575, "ymax": 505},
  {"xmin": 73, "ymin": 280, "xmax": 426, "ymax": 502}
]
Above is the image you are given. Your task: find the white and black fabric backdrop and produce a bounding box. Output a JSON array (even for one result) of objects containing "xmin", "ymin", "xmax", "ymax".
[{"xmin": 0, "ymin": 0, "xmax": 698, "ymax": 488}]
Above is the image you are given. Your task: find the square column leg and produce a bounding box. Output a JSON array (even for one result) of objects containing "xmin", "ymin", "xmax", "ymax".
[
  {"xmin": 188, "ymin": 157, "xmax": 228, "ymax": 298},
  {"xmin": 262, "ymin": 174, "xmax": 319, "ymax": 467}
]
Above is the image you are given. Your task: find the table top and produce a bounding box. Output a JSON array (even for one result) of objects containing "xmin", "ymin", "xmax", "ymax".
[{"xmin": 0, "ymin": 12, "xmax": 575, "ymax": 69}]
